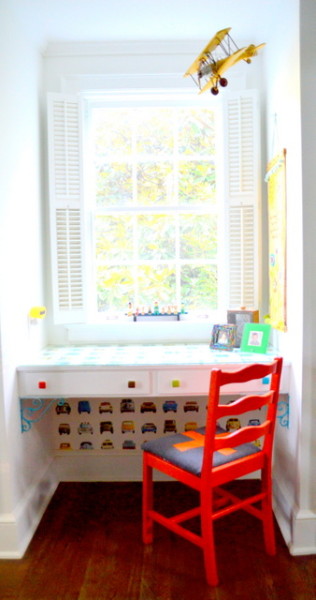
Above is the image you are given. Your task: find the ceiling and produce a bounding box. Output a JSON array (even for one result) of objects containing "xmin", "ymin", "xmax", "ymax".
[{"xmin": 13, "ymin": 0, "xmax": 288, "ymax": 48}]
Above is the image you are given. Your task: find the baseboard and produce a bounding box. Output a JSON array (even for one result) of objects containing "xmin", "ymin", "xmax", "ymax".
[
  {"xmin": 0, "ymin": 461, "xmax": 58, "ymax": 558},
  {"xmin": 290, "ymin": 508, "xmax": 316, "ymax": 555},
  {"xmin": 273, "ymin": 477, "xmax": 316, "ymax": 555}
]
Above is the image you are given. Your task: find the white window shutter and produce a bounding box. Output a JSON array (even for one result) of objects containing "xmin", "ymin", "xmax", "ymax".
[
  {"xmin": 223, "ymin": 91, "xmax": 259, "ymax": 309},
  {"xmin": 47, "ymin": 93, "xmax": 86, "ymax": 323}
]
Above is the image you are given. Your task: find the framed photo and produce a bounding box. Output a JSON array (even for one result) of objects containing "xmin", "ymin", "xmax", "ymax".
[
  {"xmin": 210, "ymin": 324, "xmax": 237, "ymax": 351},
  {"xmin": 227, "ymin": 309, "xmax": 259, "ymax": 347},
  {"xmin": 240, "ymin": 323, "xmax": 271, "ymax": 354}
]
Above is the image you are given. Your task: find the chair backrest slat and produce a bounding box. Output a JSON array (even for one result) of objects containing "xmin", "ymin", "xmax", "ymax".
[
  {"xmin": 214, "ymin": 421, "xmax": 270, "ymax": 450},
  {"xmin": 216, "ymin": 391, "xmax": 275, "ymax": 417}
]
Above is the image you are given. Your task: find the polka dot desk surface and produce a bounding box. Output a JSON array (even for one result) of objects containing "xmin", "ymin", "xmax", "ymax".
[{"xmin": 18, "ymin": 344, "xmax": 279, "ymax": 368}]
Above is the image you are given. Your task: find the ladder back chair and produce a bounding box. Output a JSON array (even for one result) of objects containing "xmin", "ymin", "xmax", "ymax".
[{"xmin": 142, "ymin": 357, "xmax": 283, "ymax": 586}]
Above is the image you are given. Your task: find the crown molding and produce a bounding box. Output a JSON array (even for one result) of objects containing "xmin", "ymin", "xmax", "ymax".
[{"xmin": 43, "ymin": 39, "xmax": 204, "ymax": 58}]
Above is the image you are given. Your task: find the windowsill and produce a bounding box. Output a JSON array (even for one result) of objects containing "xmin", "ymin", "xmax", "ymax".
[{"xmin": 65, "ymin": 317, "xmax": 219, "ymax": 345}]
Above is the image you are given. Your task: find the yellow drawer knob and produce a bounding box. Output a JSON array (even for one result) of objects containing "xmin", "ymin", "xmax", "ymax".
[{"xmin": 172, "ymin": 379, "xmax": 180, "ymax": 388}]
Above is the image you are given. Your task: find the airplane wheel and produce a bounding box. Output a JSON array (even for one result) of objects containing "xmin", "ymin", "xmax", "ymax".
[
  {"xmin": 211, "ymin": 87, "xmax": 219, "ymax": 95},
  {"xmin": 219, "ymin": 78, "xmax": 228, "ymax": 87}
]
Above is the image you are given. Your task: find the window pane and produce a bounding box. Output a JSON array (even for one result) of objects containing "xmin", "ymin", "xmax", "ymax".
[
  {"xmin": 136, "ymin": 108, "xmax": 174, "ymax": 154},
  {"xmin": 96, "ymin": 215, "xmax": 133, "ymax": 262},
  {"xmin": 137, "ymin": 162, "xmax": 174, "ymax": 205},
  {"xmin": 137, "ymin": 214, "xmax": 175, "ymax": 259},
  {"xmin": 178, "ymin": 108, "xmax": 216, "ymax": 155},
  {"xmin": 178, "ymin": 161, "xmax": 216, "ymax": 205},
  {"xmin": 181, "ymin": 265, "xmax": 218, "ymax": 310},
  {"xmin": 137, "ymin": 264, "xmax": 176, "ymax": 308},
  {"xmin": 96, "ymin": 163, "xmax": 133, "ymax": 206},
  {"xmin": 180, "ymin": 214, "xmax": 217, "ymax": 259},
  {"xmin": 97, "ymin": 265, "xmax": 134, "ymax": 312},
  {"xmin": 94, "ymin": 108, "xmax": 133, "ymax": 157}
]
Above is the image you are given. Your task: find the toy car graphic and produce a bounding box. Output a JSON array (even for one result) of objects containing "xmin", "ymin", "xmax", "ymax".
[
  {"xmin": 56, "ymin": 401, "xmax": 71, "ymax": 415},
  {"xmin": 78, "ymin": 400, "xmax": 91, "ymax": 414},
  {"xmin": 58, "ymin": 423, "xmax": 70, "ymax": 435},
  {"xmin": 121, "ymin": 420, "xmax": 135, "ymax": 434},
  {"xmin": 163, "ymin": 419, "xmax": 177, "ymax": 433},
  {"xmin": 99, "ymin": 401, "xmax": 113, "ymax": 414},
  {"xmin": 122, "ymin": 440, "xmax": 136, "ymax": 450},
  {"xmin": 184, "ymin": 421, "xmax": 198, "ymax": 431},
  {"xmin": 226, "ymin": 418, "xmax": 241, "ymax": 431},
  {"xmin": 100, "ymin": 421, "xmax": 114, "ymax": 434},
  {"xmin": 101, "ymin": 439, "xmax": 114, "ymax": 450},
  {"xmin": 163, "ymin": 400, "xmax": 178, "ymax": 413},
  {"xmin": 141, "ymin": 422, "xmax": 157, "ymax": 434},
  {"xmin": 248, "ymin": 418, "xmax": 261, "ymax": 426},
  {"xmin": 59, "ymin": 442, "xmax": 72, "ymax": 450},
  {"xmin": 140, "ymin": 401, "xmax": 157, "ymax": 413},
  {"xmin": 80, "ymin": 441, "xmax": 94, "ymax": 450},
  {"xmin": 78, "ymin": 422, "xmax": 93, "ymax": 435},
  {"xmin": 184, "ymin": 400, "xmax": 199, "ymax": 412},
  {"xmin": 120, "ymin": 398, "xmax": 135, "ymax": 413}
]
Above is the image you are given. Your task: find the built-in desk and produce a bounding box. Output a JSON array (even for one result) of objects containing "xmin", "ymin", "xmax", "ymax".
[{"xmin": 17, "ymin": 345, "xmax": 290, "ymax": 458}]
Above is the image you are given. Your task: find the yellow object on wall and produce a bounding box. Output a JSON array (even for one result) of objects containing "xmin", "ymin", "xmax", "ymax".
[
  {"xmin": 29, "ymin": 306, "xmax": 47, "ymax": 319},
  {"xmin": 265, "ymin": 149, "xmax": 287, "ymax": 332}
]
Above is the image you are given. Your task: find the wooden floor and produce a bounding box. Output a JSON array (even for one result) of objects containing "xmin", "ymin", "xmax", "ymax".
[{"xmin": 0, "ymin": 481, "xmax": 315, "ymax": 600}]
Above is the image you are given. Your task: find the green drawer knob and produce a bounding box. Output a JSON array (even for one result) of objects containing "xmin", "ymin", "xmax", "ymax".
[{"xmin": 172, "ymin": 379, "xmax": 180, "ymax": 388}]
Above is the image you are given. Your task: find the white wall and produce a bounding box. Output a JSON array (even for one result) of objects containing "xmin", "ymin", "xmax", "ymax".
[
  {"xmin": 263, "ymin": 0, "xmax": 316, "ymax": 554},
  {"xmin": 0, "ymin": 1, "xmax": 58, "ymax": 557},
  {"xmin": 300, "ymin": 0, "xmax": 316, "ymax": 515}
]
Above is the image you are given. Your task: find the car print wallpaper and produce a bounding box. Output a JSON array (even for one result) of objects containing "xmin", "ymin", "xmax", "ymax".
[{"xmin": 53, "ymin": 395, "xmax": 264, "ymax": 454}]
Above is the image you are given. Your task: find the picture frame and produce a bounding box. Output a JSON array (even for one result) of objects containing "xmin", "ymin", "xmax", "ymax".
[
  {"xmin": 240, "ymin": 323, "xmax": 271, "ymax": 354},
  {"xmin": 210, "ymin": 324, "xmax": 237, "ymax": 351},
  {"xmin": 227, "ymin": 309, "xmax": 259, "ymax": 347}
]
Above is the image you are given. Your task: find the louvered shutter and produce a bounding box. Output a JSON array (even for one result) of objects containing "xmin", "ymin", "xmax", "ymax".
[
  {"xmin": 47, "ymin": 94, "xmax": 86, "ymax": 323},
  {"xmin": 223, "ymin": 91, "xmax": 259, "ymax": 309}
]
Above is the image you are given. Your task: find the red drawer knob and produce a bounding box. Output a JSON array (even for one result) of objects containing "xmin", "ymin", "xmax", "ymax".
[
  {"xmin": 128, "ymin": 381, "xmax": 136, "ymax": 388},
  {"xmin": 38, "ymin": 381, "xmax": 47, "ymax": 389}
]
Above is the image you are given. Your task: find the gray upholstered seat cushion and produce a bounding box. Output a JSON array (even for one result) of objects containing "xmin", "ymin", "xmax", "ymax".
[{"xmin": 141, "ymin": 427, "xmax": 260, "ymax": 476}]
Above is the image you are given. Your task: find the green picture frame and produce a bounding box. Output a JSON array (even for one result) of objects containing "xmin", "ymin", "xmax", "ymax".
[{"xmin": 240, "ymin": 323, "xmax": 271, "ymax": 354}]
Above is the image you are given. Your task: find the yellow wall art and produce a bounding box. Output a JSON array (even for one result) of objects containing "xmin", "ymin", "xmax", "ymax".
[{"xmin": 265, "ymin": 148, "xmax": 287, "ymax": 332}]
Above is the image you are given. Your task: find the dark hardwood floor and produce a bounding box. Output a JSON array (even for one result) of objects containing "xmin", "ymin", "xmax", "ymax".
[{"xmin": 0, "ymin": 481, "xmax": 315, "ymax": 600}]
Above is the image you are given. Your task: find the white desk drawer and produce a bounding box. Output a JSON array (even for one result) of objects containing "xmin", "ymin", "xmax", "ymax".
[
  {"xmin": 154, "ymin": 365, "xmax": 289, "ymax": 396},
  {"xmin": 18, "ymin": 369, "xmax": 151, "ymax": 397},
  {"xmin": 155, "ymin": 369, "xmax": 210, "ymax": 396}
]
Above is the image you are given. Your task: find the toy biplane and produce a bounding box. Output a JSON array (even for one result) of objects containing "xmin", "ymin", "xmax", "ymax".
[{"xmin": 184, "ymin": 27, "xmax": 265, "ymax": 95}]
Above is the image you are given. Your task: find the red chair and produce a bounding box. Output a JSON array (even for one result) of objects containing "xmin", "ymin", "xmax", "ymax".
[{"xmin": 142, "ymin": 358, "xmax": 283, "ymax": 586}]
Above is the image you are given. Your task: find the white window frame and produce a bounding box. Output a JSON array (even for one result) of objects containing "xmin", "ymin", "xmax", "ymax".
[{"xmin": 47, "ymin": 89, "xmax": 260, "ymax": 342}]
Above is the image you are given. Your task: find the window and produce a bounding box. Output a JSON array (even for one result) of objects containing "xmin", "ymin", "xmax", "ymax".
[
  {"xmin": 47, "ymin": 90, "xmax": 260, "ymax": 326},
  {"xmin": 89, "ymin": 99, "xmax": 218, "ymax": 316}
]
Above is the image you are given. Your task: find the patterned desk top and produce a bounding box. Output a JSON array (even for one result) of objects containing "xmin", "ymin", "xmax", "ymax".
[{"xmin": 18, "ymin": 344, "xmax": 279, "ymax": 368}]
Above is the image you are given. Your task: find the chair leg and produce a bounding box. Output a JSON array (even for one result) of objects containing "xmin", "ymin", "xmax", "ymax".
[
  {"xmin": 200, "ymin": 489, "xmax": 219, "ymax": 586},
  {"xmin": 261, "ymin": 467, "xmax": 276, "ymax": 555},
  {"xmin": 142, "ymin": 454, "xmax": 154, "ymax": 544}
]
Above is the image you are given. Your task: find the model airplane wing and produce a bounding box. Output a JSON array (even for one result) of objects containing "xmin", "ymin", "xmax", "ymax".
[
  {"xmin": 184, "ymin": 27, "xmax": 232, "ymax": 77},
  {"xmin": 199, "ymin": 47, "xmax": 247, "ymax": 93},
  {"xmin": 240, "ymin": 43, "xmax": 266, "ymax": 62}
]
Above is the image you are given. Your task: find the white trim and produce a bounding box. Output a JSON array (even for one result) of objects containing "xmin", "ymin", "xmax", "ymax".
[
  {"xmin": 43, "ymin": 40, "xmax": 211, "ymax": 58},
  {"xmin": 0, "ymin": 462, "xmax": 58, "ymax": 558},
  {"xmin": 273, "ymin": 477, "xmax": 316, "ymax": 555}
]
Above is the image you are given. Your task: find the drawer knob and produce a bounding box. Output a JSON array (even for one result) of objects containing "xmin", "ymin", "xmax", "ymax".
[
  {"xmin": 38, "ymin": 381, "xmax": 47, "ymax": 389},
  {"xmin": 172, "ymin": 379, "xmax": 180, "ymax": 388},
  {"xmin": 128, "ymin": 381, "xmax": 136, "ymax": 388}
]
